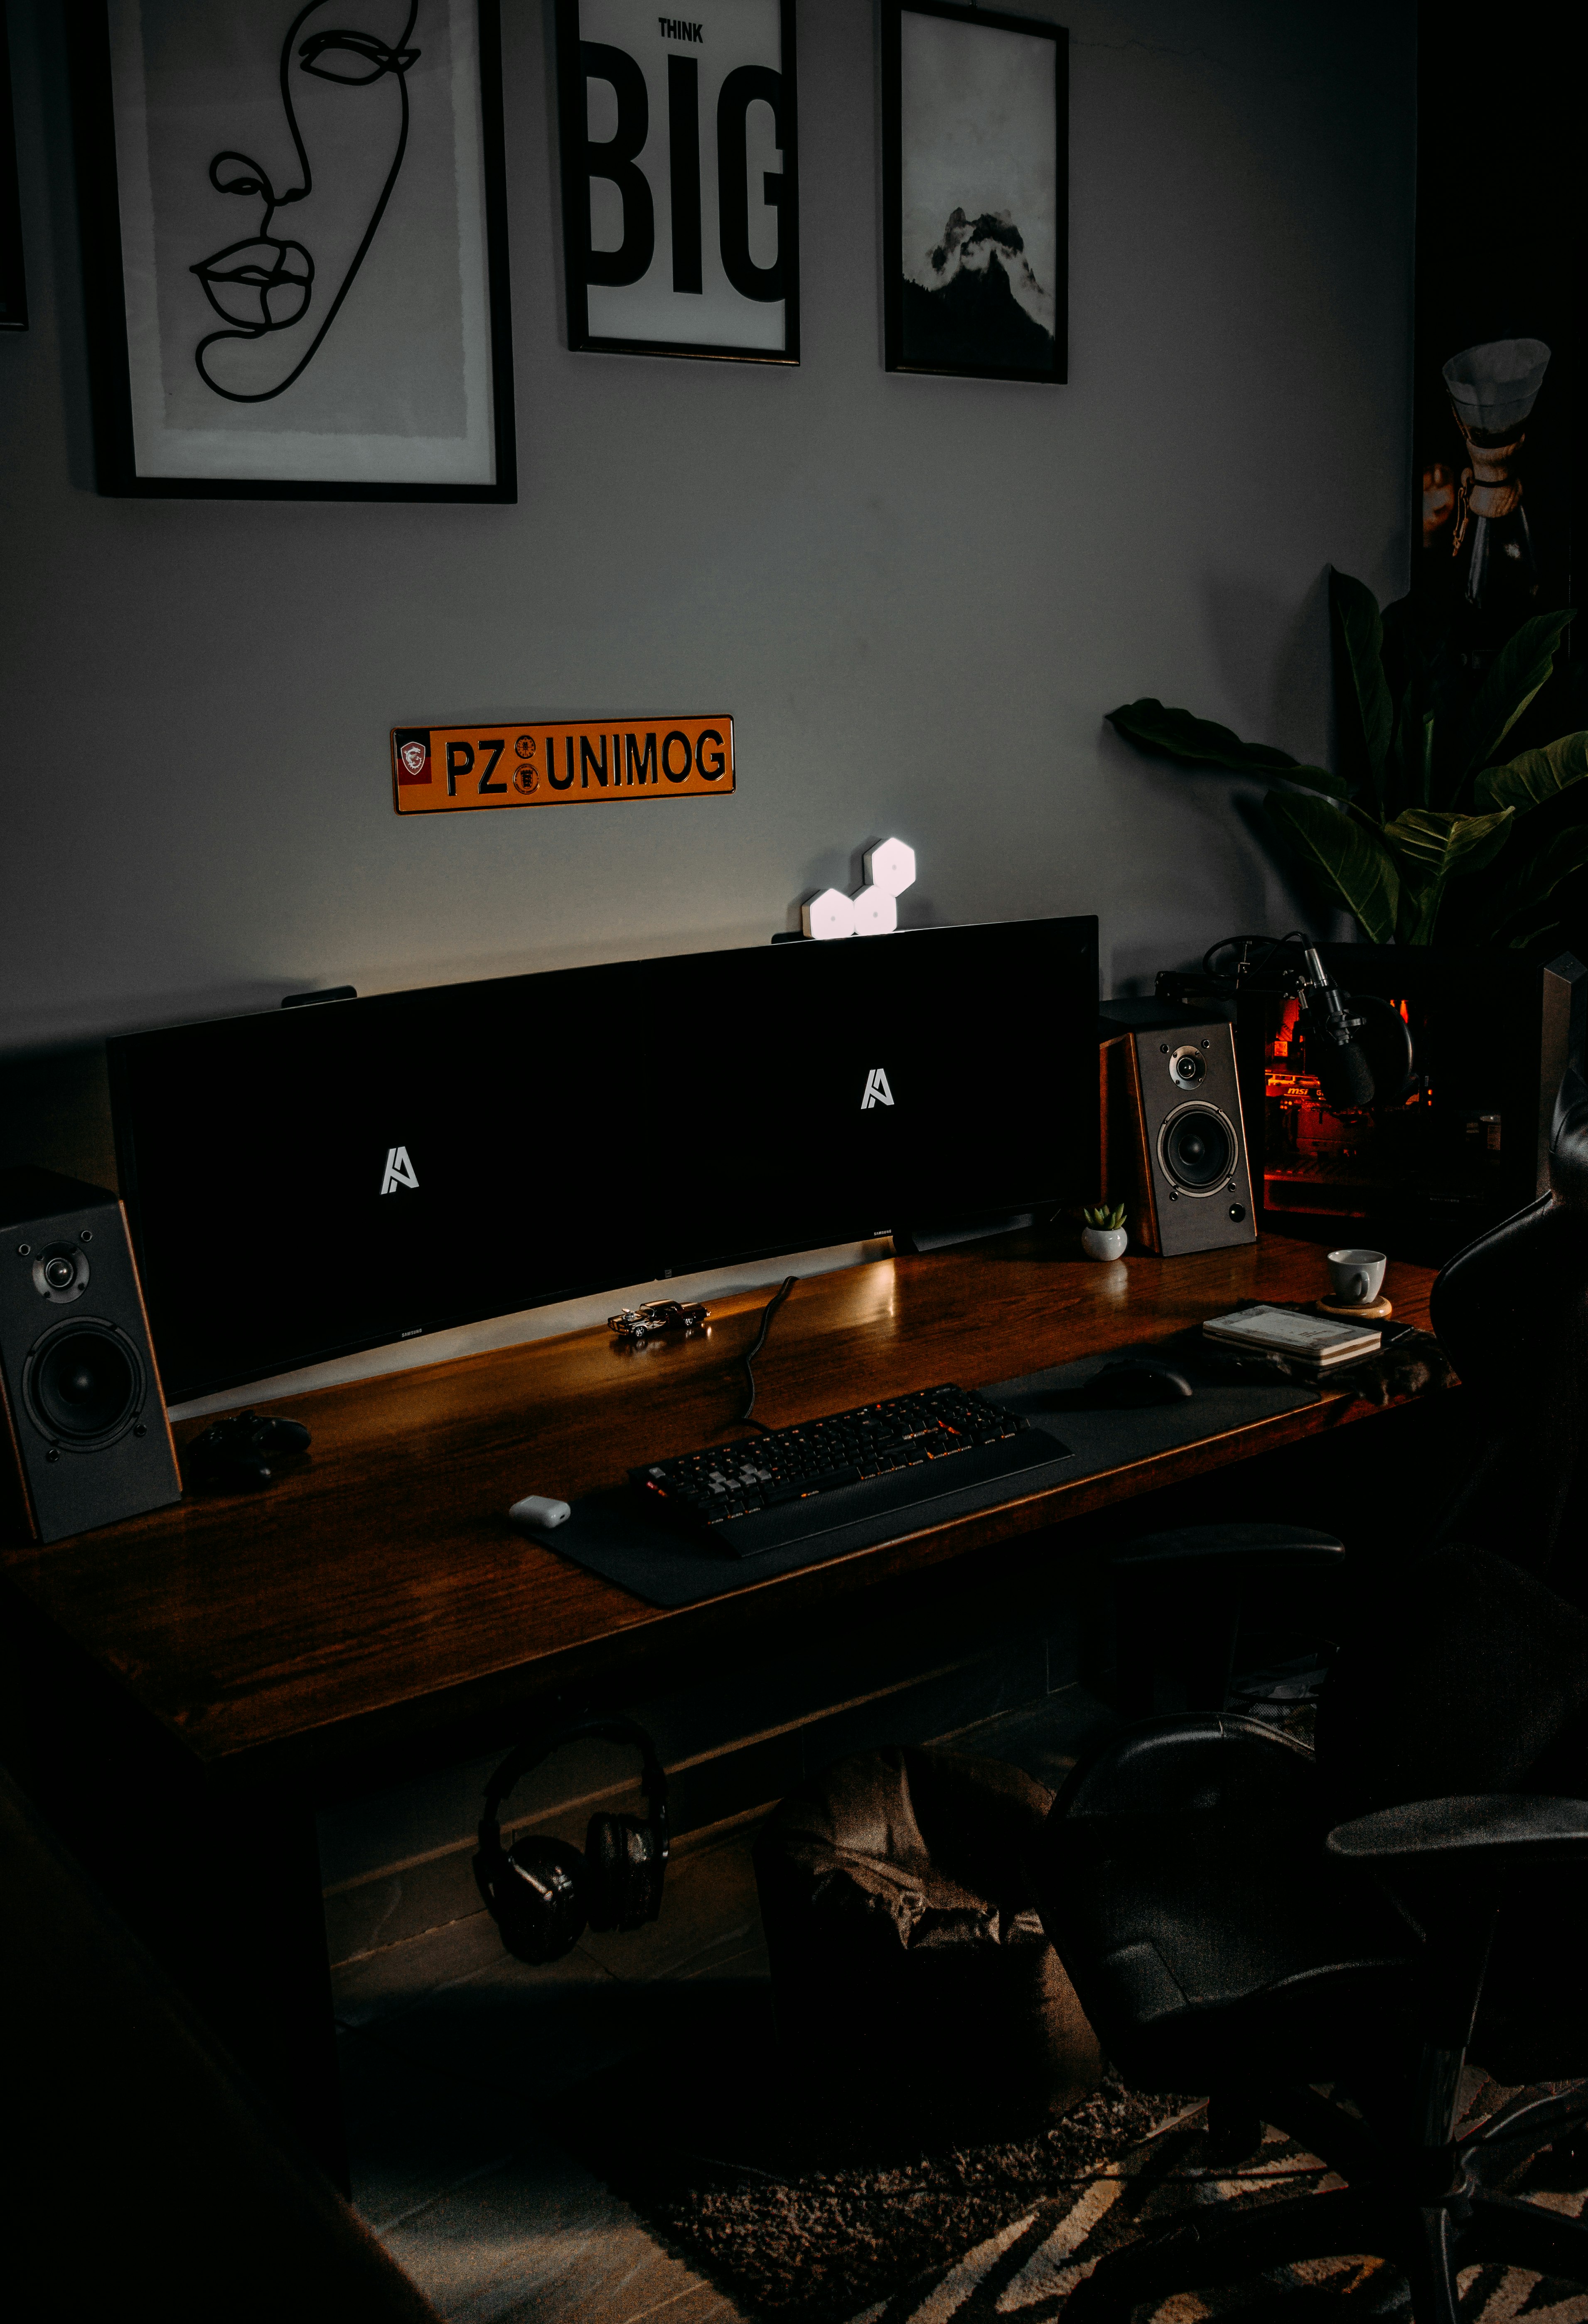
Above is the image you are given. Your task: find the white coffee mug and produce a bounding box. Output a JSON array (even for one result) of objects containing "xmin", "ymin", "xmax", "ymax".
[{"xmin": 1327, "ymin": 1247, "xmax": 1387, "ymax": 1305}]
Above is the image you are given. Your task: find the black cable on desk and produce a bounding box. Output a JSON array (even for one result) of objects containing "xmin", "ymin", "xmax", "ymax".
[
  {"xmin": 1201, "ymin": 930, "xmax": 1308, "ymax": 979},
  {"xmin": 740, "ymin": 1275, "xmax": 798, "ymax": 1428}
]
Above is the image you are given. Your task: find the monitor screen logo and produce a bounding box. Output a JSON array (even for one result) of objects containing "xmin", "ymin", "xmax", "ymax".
[
  {"xmin": 860, "ymin": 1068, "xmax": 895, "ymax": 1111},
  {"xmin": 380, "ymin": 1144, "xmax": 420, "ymax": 1195}
]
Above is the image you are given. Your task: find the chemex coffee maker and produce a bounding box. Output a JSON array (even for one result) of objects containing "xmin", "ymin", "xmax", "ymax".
[
  {"xmin": 1150, "ymin": 935, "xmax": 1586, "ymax": 1261},
  {"xmin": 1441, "ymin": 337, "xmax": 1551, "ymax": 613}
]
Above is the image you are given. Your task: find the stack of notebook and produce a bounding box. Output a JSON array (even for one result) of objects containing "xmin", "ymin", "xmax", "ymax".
[{"xmin": 1202, "ymin": 1304, "xmax": 1382, "ymax": 1375}]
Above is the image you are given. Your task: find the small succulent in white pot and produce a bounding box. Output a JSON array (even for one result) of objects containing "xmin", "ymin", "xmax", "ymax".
[{"xmin": 1080, "ymin": 1203, "xmax": 1128, "ymax": 1261}]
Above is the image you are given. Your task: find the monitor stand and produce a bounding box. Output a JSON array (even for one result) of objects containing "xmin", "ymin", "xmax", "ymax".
[{"xmin": 894, "ymin": 1211, "xmax": 1035, "ymax": 1254}]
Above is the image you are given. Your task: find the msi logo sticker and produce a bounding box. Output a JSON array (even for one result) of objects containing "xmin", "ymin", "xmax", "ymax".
[
  {"xmin": 381, "ymin": 1145, "xmax": 420, "ymax": 1195},
  {"xmin": 860, "ymin": 1068, "xmax": 895, "ymax": 1111},
  {"xmin": 393, "ymin": 728, "xmax": 433, "ymax": 785}
]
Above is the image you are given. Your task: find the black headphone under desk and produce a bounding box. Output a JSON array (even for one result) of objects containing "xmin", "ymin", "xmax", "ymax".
[{"xmin": 473, "ymin": 1716, "xmax": 669, "ymax": 1964}]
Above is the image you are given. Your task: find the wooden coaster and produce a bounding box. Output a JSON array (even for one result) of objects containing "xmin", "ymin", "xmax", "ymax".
[{"xmin": 1316, "ymin": 1294, "xmax": 1394, "ymax": 1322}]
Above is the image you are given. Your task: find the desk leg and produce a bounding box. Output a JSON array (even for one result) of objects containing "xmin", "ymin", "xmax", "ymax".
[
  {"xmin": 96, "ymin": 1779, "xmax": 348, "ymax": 2192},
  {"xmin": 209, "ymin": 1791, "xmax": 350, "ymax": 2197},
  {"xmin": 9, "ymin": 1615, "xmax": 349, "ymax": 2193}
]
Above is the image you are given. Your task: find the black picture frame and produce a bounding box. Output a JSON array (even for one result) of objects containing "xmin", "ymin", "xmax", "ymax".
[
  {"xmin": 0, "ymin": 18, "xmax": 27, "ymax": 332},
  {"xmin": 556, "ymin": 0, "xmax": 799, "ymax": 366},
  {"xmin": 882, "ymin": 0, "xmax": 1067, "ymax": 385},
  {"xmin": 70, "ymin": 0, "xmax": 516, "ymax": 501}
]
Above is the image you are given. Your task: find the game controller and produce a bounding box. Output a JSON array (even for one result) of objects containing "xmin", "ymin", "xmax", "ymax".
[{"xmin": 188, "ymin": 1410, "xmax": 312, "ymax": 1492}]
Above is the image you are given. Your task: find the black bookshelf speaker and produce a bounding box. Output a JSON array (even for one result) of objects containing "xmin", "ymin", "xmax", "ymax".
[
  {"xmin": 1100, "ymin": 1021, "xmax": 1257, "ymax": 1257},
  {"xmin": 0, "ymin": 1169, "xmax": 181, "ymax": 1544}
]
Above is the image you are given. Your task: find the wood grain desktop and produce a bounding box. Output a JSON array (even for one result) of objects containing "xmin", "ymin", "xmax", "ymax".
[
  {"xmin": 2, "ymin": 1233, "xmax": 1440, "ymax": 1785},
  {"xmin": 0, "ymin": 1229, "xmax": 1443, "ymax": 2184}
]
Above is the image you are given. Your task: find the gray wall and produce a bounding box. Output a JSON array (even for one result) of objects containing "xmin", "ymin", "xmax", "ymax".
[
  {"xmin": 0, "ymin": 0, "xmax": 1417, "ymax": 1944},
  {"xmin": 0, "ymin": 0, "xmax": 1414, "ymax": 1082}
]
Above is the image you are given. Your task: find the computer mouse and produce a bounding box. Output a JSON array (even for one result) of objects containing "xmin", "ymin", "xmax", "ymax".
[
  {"xmin": 509, "ymin": 1495, "xmax": 572, "ymax": 1531},
  {"xmin": 1086, "ymin": 1357, "xmax": 1195, "ymax": 1407}
]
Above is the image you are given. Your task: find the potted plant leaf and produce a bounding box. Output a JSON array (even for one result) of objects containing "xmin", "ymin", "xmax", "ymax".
[
  {"xmin": 1080, "ymin": 1203, "xmax": 1128, "ymax": 1261},
  {"xmin": 1107, "ymin": 573, "xmax": 1583, "ymax": 951}
]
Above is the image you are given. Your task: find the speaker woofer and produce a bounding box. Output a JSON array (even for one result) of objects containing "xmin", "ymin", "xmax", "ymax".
[
  {"xmin": 24, "ymin": 1321, "xmax": 143, "ymax": 1446},
  {"xmin": 1158, "ymin": 1104, "xmax": 1236, "ymax": 1195}
]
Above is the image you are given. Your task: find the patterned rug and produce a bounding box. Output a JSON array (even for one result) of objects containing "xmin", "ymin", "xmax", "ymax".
[
  {"xmin": 841, "ymin": 2075, "xmax": 1588, "ymax": 2324},
  {"xmin": 617, "ymin": 2077, "xmax": 1183, "ymax": 2324},
  {"xmin": 575, "ymin": 2037, "xmax": 1588, "ymax": 2324}
]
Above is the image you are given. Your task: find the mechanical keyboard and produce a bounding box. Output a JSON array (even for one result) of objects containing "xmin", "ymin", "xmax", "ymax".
[{"xmin": 630, "ymin": 1384, "xmax": 1072, "ymax": 1558}]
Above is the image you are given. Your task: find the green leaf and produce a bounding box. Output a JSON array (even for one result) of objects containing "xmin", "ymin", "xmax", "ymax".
[
  {"xmin": 1383, "ymin": 806, "xmax": 1515, "ymax": 885},
  {"xmin": 1264, "ymin": 763, "xmax": 1350, "ymax": 799},
  {"xmin": 1502, "ymin": 910, "xmax": 1568, "ymax": 952},
  {"xmin": 1470, "ymin": 823, "xmax": 1588, "ymax": 942},
  {"xmin": 1454, "ymin": 610, "xmax": 1576, "ymax": 780},
  {"xmin": 1329, "ymin": 570, "xmax": 1393, "ymax": 805},
  {"xmin": 1106, "ymin": 700, "xmax": 1348, "ymax": 796},
  {"xmin": 1384, "ymin": 807, "xmax": 1515, "ymax": 945},
  {"xmin": 1416, "ymin": 712, "xmax": 1435, "ymax": 808},
  {"xmin": 1472, "ymin": 730, "xmax": 1588, "ymax": 815},
  {"xmin": 1388, "ymin": 698, "xmax": 1437, "ymax": 814},
  {"xmin": 1264, "ymin": 788, "xmax": 1400, "ymax": 942},
  {"xmin": 1397, "ymin": 881, "xmax": 1443, "ymax": 945}
]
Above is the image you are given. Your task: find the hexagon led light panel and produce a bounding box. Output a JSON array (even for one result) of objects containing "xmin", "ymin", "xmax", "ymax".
[
  {"xmin": 802, "ymin": 839, "xmax": 916, "ymax": 939},
  {"xmin": 864, "ymin": 838, "xmax": 916, "ymax": 898},
  {"xmin": 802, "ymin": 887, "xmax": 857, "ymax": 941},
  {"xmin": 852, "ymin": 886, "xmax": 898, "ymax": 937}
]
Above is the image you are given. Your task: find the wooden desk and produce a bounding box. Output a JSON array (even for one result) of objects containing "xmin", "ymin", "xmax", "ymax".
[{"xmin": 0, "ymin": 1231, "xmax": 1442, "ymax": 2183}]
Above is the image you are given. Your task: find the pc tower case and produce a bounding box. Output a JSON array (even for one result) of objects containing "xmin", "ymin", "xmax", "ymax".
[{"xmin": 1153, "ymin": 946, "xmax": 1586, "ymax": 1261}]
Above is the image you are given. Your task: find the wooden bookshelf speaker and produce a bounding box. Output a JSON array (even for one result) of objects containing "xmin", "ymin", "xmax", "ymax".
[
  {"xmin": 1100, "ymin": 1021, "xmax": 1257, "ymax": 1256},
  {"xmin": 0, "ymin": 1168, "xmax": 180, "ymax": 1544}
]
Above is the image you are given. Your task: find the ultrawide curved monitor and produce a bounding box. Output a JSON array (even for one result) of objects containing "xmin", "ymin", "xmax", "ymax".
[{"xmin": 109, "ymin": 916, "xmax": 1099, "ymax": 1401}]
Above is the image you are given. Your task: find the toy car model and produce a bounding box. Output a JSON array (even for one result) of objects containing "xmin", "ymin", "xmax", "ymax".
[{"xmin": 607, "ymin": 1299, "xmax": 710, "ymax": 1342}]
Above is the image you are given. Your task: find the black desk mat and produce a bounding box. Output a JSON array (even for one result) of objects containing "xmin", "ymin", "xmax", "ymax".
[{"xmin": 512, "ymin": 1337, "xmax": 1320, "ymax": 1610}]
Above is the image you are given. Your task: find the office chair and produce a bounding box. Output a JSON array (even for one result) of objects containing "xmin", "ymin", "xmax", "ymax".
[
  {"xmin": 1106, "ymin": 1068, "xmax": 1588, "ymax": 1719},
  {"xmin": 1418, "ymin": 1077, "xmax": 1588, "ymax": 1603},
  {"xmin": 1028, "ymin": 1077, "xmax": 1588, "ymax": 2324}
]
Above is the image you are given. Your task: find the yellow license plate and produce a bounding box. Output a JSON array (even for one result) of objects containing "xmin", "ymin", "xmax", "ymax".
[{"xmin": 392, "ymin": 717, "xmax": 734, "ymax": 811}]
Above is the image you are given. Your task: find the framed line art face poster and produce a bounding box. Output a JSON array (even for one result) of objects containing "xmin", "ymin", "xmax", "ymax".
[
  {"xmin": 556, "ymin": 0, "xmax": 799, "ymax": 363},
  {"xmin": 882, "ymin": 1, "xmax": 1067, "ymax": 385},
  {"xmin": 73, "ymin": 0, "xmax": 515, "ymax": 499}
]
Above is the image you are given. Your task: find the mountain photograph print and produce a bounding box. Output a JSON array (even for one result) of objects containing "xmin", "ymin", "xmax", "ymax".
[{"xmin": 882, "ymin": 1, "xmax": 1067, "ymax": 385}]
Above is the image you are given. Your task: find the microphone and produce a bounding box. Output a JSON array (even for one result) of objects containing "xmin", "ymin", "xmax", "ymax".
[{"xmin": 1299, "ymin": 947, "xmax": 1376, "ymax": 1108}]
